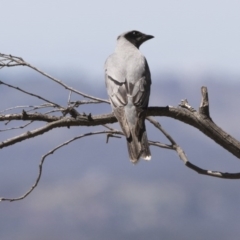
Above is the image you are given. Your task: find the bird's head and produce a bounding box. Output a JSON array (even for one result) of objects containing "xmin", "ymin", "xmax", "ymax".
[{"xmin": 118, "ymin": 30, "xmax": 154, "ymax": 48}]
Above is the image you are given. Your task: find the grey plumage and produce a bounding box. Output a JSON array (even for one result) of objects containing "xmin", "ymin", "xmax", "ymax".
[{"xmin": 105, "ymin": 30, "xmax": 153, "ymax": 163}]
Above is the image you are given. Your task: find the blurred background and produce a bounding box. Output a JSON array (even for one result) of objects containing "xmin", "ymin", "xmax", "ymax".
[{"xmin": 1, "ymin": 1, "xmax": 240, "ymax": 239}]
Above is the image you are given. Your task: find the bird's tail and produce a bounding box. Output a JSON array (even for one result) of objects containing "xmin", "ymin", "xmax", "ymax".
[{"xmin": 126, "ymin": 121, "xmax": 151, "ymax": 163}]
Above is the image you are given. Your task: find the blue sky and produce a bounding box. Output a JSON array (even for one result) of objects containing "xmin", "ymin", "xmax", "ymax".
[{"xmin": 1, "ymin": 0, "xmax": 240, "ymax": 79}]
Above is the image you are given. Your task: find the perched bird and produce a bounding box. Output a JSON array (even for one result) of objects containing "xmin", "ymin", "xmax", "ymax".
[{"xmin": 105, "ymin": 30, "xmax": 154, "ymax": 163}]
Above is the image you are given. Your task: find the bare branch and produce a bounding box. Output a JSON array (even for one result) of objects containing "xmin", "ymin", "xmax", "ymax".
[
  {"xmin": 147, "ymin": 117, "xmax": 176, "ymax": 145},
  {"xmin": 148, "ymin": 104, "xmax": 240, "ymax": 160},
  {"xmin": 106, "ymin": 133, "xmax": 122, "ymax": 143},
  {"xmin": 149, "ymin": 141, "xmax": 173, "ymax": 150},
  {"xmin": 0, "ymin": 53, "xmax": 109, "ymax": 104},
  {"xmin": 0, "ymin": 121, "xmax": 33, "ymax": 132},
  {"xmin": 175, "ymin": 145, "xmax": 240, "ymax": 179},
  {"xmin": 43, "ymin": 109, "xmax": 63, "ymax": 115},
  {"xmin": 179, "ymin": 99, "xmax": 196, "ymax": 112},
  {"xmin": 0, "ymin": 98, "xmax": 240, "ymax": 162},
  {"xmin": 0, "ymin": 117, "xmax": 67, "ymax": 149},
  {"xmin": 0, "ymin": 112, "xmax": 61, "ymax": 122},
  {"xmin": 68, "ymin": 90, "xmax": 72, "ymax": 105},
  {"xmin": 0, "ymin": 53, "xmax": 25, "ymax": 69},
  {"xmin": 70, "ymin": 100, "xmax": 104, "ymax": 106},
  {"xmin": 147, "ymin": 117, "xmax": 240, "ymax": 179},
  {"xmin": 0, "ymin": 105, "xmax": 35, "ymax": 114},
  {"xmin": 199, "ymin": 86, "xmax": 211, "ymax": 118},
  {"xmin": 0, "ymin": 104, "xmax": 57, "ymax": 114},
  {"xmin": 25, "ymin": 104, "xmax": 58, "ymax": 113},
  {"xmin": 1, "ymin": 51, "xmax": 240, "ymax": 201},
  {"xmin": 0, "ymin": 80, "xmax": 62, "ymax": 109},
  {"xmin": 0, "ymin": 130, "xmax": 122, "ymax": 202}
]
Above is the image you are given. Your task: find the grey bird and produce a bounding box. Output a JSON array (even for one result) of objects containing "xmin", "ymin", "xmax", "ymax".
[{"xmin": 105, "ymin": 30, "xmax": 154, "ymax": 163}]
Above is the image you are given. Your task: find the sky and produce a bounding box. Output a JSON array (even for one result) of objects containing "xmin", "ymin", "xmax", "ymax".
[{"xmin": 1, "ymin": 0, "xmax": 240, "ymax": 79}]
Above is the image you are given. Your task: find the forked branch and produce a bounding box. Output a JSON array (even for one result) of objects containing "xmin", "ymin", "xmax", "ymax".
[
  {"xmin": 0, "ymin": 130, "xmax": 123, "ymax": 202},
  {"xmin": 0, "ymin": 53, "xmax": 109, "ymax": 103},
  {"xmin": 147, "ymin": 117, "xmax": 240, "ymax": 179},
  {"xmin": 1, "ymin": 52, "xmax": 240, "ymax": 202}
]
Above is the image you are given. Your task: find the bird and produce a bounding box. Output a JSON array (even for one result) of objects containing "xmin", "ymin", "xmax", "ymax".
[{"xmin": 105, "ymin": 30, "xmax": 154, "ymax": 163}]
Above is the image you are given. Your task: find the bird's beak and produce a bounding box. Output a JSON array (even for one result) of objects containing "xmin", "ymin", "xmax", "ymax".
[{"xmin": 142, "ymin": 34, "xmax": 154, "ymax": 42}]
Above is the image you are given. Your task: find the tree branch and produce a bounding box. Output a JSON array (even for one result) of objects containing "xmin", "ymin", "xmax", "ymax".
[
  {"xmin": 0, "ymin": 53, "xmax": 109, "ymax": 104},
  {"xmin": 0, "ymin": 121, "xmax": 33, "ymax": 132},
  {"xmin": 1, "ymin": 95, "xmax": 240, "ymax": 162},
  {"xmin": 0, "ymin": 80, "xmax": 62, "ymax": 109},
  {"xmin": 1, "ymin": 51, "xmax": 240, "ymax": 202},
  {"xmin": 199, "ymin": 86, "xmax": 211, "ymax": 118},
  {"xmin": 147, "ymin": 117, "xmax": 240, "ymax": 179},
  {"xmin": 0, "ymin": 130, "xmax": 123, "ymax": 202}
]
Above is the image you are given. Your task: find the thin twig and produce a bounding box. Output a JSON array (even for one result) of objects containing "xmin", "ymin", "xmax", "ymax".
[
  {"xmin": 0, "ymin": 130, "xmax": 122, "ymax": 202},
  {"xmin": 175, "ymin": 145, "xmax": 240, "ymax": 179},
  {"xmin": 0, "ymin": 53, "xmax": 109, "ymax": 104},
  {"xmin": 147, "ymin": 117, "xmax": 240, "ymax": 179},
  {"xmin": 25, "ymin": 105, "xmax": 57, "ymax": 113},
  {"xmin": 68, "ymin": 91, "xmax": 72, "ymax": 105},
  {"xmin": 0, "ymin": 105, "xmax": 35, "ymax": 114},
  {"xmin": 147, "ymin": 117, "xmax": 176, "ymax": 145},
  {"xmin": 102, "ymin": 124, "xmax": 118, "ymax": 131},
  {"xmin": 149, "ymin": 141, "xmax": 173, "ymax": 150},
  {"xmin": 26, "ymin": 64, "xmax": 109, "ymax": 103},
  {"xmin": 70, "ymin": 100, "xmax": 103, "ymax": 106},
  {"xmin": 0, "ymin": 80, "xmax": 62, "ymax": 109},
  {"xmin": 0, "ymin": 121, "xmax": 33, "ymax": 132},
  {"xmin": 0, "ymin": 104, "xmax": 56, "ymax": 115}
]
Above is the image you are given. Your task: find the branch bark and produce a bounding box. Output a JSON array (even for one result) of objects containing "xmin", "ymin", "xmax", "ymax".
[
  {"xmin": 147, "ymin": 117, "xmax": 240, "ymax": 179},
  {"xmin": 1, "ymin": 52, "xmax": 240, "ymax": 203},
  {"xmin": 1, "ymin": 103, "xmax": 240, "ymax": 161},
  {"xmin": 0, "ymin": 53, "xmax": 109, "ymax": 103}
]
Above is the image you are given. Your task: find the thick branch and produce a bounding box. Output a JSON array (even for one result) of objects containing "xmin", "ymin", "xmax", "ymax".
[
  {"xmin": 0, "ymin": 112, "xmax": 61, "ymax": 122},
  {"xmin": 148, "ymin": 107, "xmax": 240, "ymax": 160},
  {"xmin": 0, "ymin": 117, "xmax": 70, "ymax": 149},
  {"xmin": 199, "ymin": 86, "xmax": 211, "ymax": 118},
  {"xmin": 1, "ymin": 54, "xmax": 240, "ymax": 170},
  {"xmin": 1, "ymin": 104, "xmax": 240, "ymax": 161}
]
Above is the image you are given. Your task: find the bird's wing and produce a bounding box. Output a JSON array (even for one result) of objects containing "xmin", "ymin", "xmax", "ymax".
[
  {"xmin": 130, "ymin": 59, "xmax": 151, "ymax": 109},
  {"xmin": 105, "ymin": 58, "xmax": 130, "ymax": 137},
  {"xmin": 105, "ymin": 57, "xmax": 151, "ymax": 138}
]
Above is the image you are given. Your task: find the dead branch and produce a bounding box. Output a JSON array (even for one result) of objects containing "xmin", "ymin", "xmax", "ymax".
[
  {"xmin": 0, "ymin": 80, "xmax": 62, "ymax": 109},
  {"xmin": 0, "ymin": 121, "xmax": 33, "ymax": 132},
  {"xmin": 0, "ymin": 53, "xmax": 109, "ymax": 104},
  {"xmin": 147, "ymin": 117, "xmax": 240, "ymax": 179},
  {"xmin": 2, "ymin": 112, "xmax": 240, "ymax": 202},
  {"xmin": 0, "ymin": 130, "xmax": 123, "ymax": 202},
  {"xmin": 1, "ymin": 52, "xmax": 240, "ymax": 203},
  {"xmin": 1, "ymin": 100, "xmax": 240, "ymax": 162}
]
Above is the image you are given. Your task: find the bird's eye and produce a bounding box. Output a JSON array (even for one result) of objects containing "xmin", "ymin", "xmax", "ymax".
[{"xmin": 132, "ymin": 31, "xmax": 140, "ymax": 36}]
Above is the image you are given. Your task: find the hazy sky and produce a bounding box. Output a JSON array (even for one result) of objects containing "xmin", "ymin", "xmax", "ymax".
[{"xmin": 1, "ymin": 0, "xmax": 240, "ymax": 79}]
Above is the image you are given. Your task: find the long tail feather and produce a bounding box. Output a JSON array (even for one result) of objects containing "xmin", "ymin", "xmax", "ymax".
[{"xmin": 126, "ymin": 122, "xmax": 151, "ymax": 163}]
